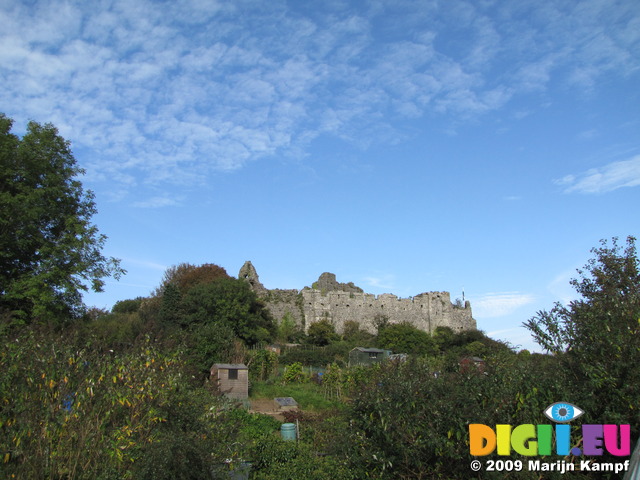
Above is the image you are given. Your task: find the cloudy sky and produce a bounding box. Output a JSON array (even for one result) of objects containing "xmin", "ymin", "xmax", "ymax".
[{"xmin": 3, "ymin": 0, "xmax": 639, "ymax": 351}]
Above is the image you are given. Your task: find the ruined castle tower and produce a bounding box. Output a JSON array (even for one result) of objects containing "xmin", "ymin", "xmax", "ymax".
[{"xmin": 238, "ymin": 261, "xmax": 267, "ymax": 295}]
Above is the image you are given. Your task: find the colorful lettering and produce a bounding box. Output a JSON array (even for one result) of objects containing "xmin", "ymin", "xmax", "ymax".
[
  {"xmin": 469, "ymin": 424, "xmax": 496, "ymax": 456},
  {"xmin": 604, "ymin": 425, "xmax": 631, "ymax": 456},
  {"xmin": 469, "ymin": 424, "xmax": 632, "ymax": 457},
  {"xmin": 511, "ymin": 424, "xmax": 537, "ymax": 456}
]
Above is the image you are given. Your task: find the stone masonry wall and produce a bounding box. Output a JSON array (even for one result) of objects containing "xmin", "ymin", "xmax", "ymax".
[
  {"xmin": 238, "ymin": 261, "xmax": 476, "ymax": 335},
  {"xmin": 262, "ymin": 289, "xmax": 305, "ymax": 326},
  {"xmin": 300, "ymin": 289, "xmax": 475, "ymax": 334}
]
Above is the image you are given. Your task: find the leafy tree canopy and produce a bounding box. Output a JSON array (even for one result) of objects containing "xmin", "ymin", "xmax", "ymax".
[
  {"xmin": 111, "ymin": 297, "xmax": 144, "ymax": 314},
  {"xmin": 525, "ymin": 236, "xmax": 640, "ymax": 424},
  {"xmin": 276, "ymin": 312, "xmax": 304, "ymax": 343},
  {"xmin": 306, "ymin": 319, "xmax": 339, "ymax": 346},
  {"xmin": 157, "ymin": 271, "xmax": 276, "ymax": 350},
  {"xmin": 342, "ymin": 319, "xmax": 376, "ymax": 346},
  {"xmin": 0, "ymin": 114, "xmax": 124, "ymax": 324},
  {"xmin": 154, "ymin": 262, "xmax": 229, "ymax": 297},
  {"xmin": 376, "ymin": 321, "xmax": 438, "ymax": 355}
]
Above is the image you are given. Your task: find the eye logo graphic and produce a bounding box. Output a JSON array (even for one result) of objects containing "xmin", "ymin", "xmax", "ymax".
[{"xmin": 543, "ymin": 402, "xmax": 584, "ymax": 423}]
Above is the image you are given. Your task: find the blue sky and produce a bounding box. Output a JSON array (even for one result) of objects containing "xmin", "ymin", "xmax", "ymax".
[{"xmin": 2, "ymin": 0, "xmax": 639, "ymax": 351}]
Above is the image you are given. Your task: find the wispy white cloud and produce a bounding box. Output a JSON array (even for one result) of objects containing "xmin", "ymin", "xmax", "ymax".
[
  {"xmin": 132, "ymin": 195, "xmax": 184, "ymax": 208},
  {"xmin": 555, "ymin": 155, "xmax": 640, "ymax": 194},
  {"xmin": 362, "ymin": 274, "xmax": 397, "ymax": 292},
  {"xmin": 577, "ymin": 129, "xmax": 599, "ymax": 141},
  {"xmin": 121, "ymin": 258, "xmax": 169, "ymax": 272},
  {"xmin": 547, "ymin": 268, "xmax": 579, "ymax": 305},
  {"xmin": 471, "ymin": 292, "xmax": 536, "ymax": 318},
  {"xmin": 2, "ymin": 0, "xmax": 638, "ymax": 203}
]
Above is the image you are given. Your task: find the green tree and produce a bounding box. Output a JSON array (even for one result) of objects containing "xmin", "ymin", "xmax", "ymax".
[
  {"xmin": 432, "ymin": 326, "xmax": 455, "ymax": 351},
  {"xmin": 376, "ymin": 322, "xmax": 437, "ymax": 355},
  {"xmin": 525, "ymin": 236, "xmax": 640, "ymax": 426},
  {"xmin": 181, "ymin": 278, "xmax": 276, "ymax": 345},
  {"xmin": 153, "ymin": 262, "xmax": 229, "ymax": 297},
  {"xmin": 276, "ymin": 312, "xmax": 303, "ymax": 343},
  {"xmin": 111, "ymin": 297, "xmax": 144, "ymax": 314},
  {"xmin": 306, "ymin": 319, "xmax": 339, "ymax": 346},
  {"xmin": 0, "ymin": 114, "xmax": 124, "ymax": 324},
  {"xmin": 342, "ymin": 320, "xmax": 375, "ymax": 346}
]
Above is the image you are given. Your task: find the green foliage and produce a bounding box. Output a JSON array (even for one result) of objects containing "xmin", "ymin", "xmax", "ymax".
[
  {"xmin": 306, "ymin": 319, "xmax": 339, "ymax": 346},
  {"xmin": 157, "ymin": 282, "xmax": 183, "ymax": 329},
  {"xmin": 341, "ymin": 320, "xmax": 376, "ymax": 346},
  {"xmin": 222, "ymin": 407, "xmax": 281, "ymax": 441},
  {"xmin": 248, "ymin": 349, "xmax": 279, "ymax": 381},
  {"xmin": 86, "ymin": 311, "xmax": 144, "ymax": 350},
  {"xmin": 0, "ymin": 114, "xmax": 124, "ymax": 324},
  {"xmin": 283, "ymin": 362, "xmax": 306, "ymax": 383},
  {"xmin": 321, "ymin": 363, "xmax": 346, "ymax": 401},
  {"xmin": 277, "ymin": 312, "xmax": 304, "ymax": 343},
  {"xmin": 153, "ymin": 273, "xmax": 277, "ymax": 373},
  {"xmin": 432, "ymin": 326, "xmax": 455, "ymax": 350},
  {"xmin": 463, "ymin": 340, "xmax": 488, "ymax": 357},
  {"xmin": 0, "ymin": 330, "xmax": 227, "ymax": 479},
  {"xmin": 185, "ymin": 320, "xmax": 238, "ymax": 374},
  {"xmin": 321, "ymin": 363, "xmax": 380, "ymax": 402},
  {"xmin": 111, "ymin": 297, "xmax": 144, "ymax": 314},
  {"xmin": 525, "ymin": 236, "xmax": 640, "ymax": 428},
  {"xmin": 347, "ymin": 355, "xmax": 575, "ymax": 479},
  {"xmin": 432, "ymin": 327, "xmax": 511, "ymax": 372},
  {"xmin": 130, "ymin": 388, "xmax": 231, "ymax": 480},
  {"xmin": 279, "ymin": 343, "xmax": 351, "ymax": 367},
  {"xmin": 250, "ymin": 436, "xmax": 357, "ymax": 480},
  {"xmin": 153, "ymin": 262, "xmax": 230, "ymax": 297},
  {"xmin": 376, "ymin": 321, "xmax": 437, "ymax": 355},
  {"xmin": 181, "ymin": 277, "xmax": 276, "ymax": 345}
]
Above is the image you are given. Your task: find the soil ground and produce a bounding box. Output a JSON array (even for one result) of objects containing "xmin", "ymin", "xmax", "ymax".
[{"xmin": 248, "ymin": 398, "xmax": 286, "ymax": 421}]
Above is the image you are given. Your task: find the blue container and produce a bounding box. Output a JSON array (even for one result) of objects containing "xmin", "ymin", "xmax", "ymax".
[{"xmin": 281, "ymin": 423, "xmax": 297, "ymax": 441}]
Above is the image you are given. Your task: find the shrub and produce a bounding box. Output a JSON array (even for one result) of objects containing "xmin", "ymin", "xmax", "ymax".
[{"xmin": 283, "ymin": 362, "xmax": 305, "ymax": 383}]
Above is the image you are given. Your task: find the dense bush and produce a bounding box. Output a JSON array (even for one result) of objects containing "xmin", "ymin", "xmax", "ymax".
[
  {"xmin": 279, "ymin": 343, "xmax": 351, "ymax": 367},
  {"xmin": 0, "ymin": 330, "xmax": 228, "ymax": 479},
  {"xmin": 249, "ymin": 435, "xmax": 357, "ymax": 480},
  {"xmin": 306, "ymin": 319, "xmax": 339, "ymax": 346},
  {"xmin": 347, "ymin": 355, "xmax": 575, "ymax": 479},
  {"xmin": 376, "ymin": 321, "xmax": 438, "ymax": 355}
]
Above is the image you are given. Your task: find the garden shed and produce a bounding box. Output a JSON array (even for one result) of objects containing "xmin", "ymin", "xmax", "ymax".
[
  {"xmin": 349, "ymin": 347, "xmax": 390, "ymax": 367},
  {"xmin": 210, "ymin": 363, "xmax": 249, "ymax": 400}
]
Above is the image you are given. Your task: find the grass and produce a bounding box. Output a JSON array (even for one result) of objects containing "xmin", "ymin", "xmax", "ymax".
[{"xmin": 249, "ymin": 380, "xmax": 345, "ymax": 411}]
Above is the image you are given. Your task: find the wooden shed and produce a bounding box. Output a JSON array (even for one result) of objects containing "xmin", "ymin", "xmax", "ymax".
[
  {"xmin": 210, "ymin": 363, "xmax": 249, "ymax": 400},
  {"xmin": 348, "ymin": 347, "xmax": 390, "ymax": 367}
]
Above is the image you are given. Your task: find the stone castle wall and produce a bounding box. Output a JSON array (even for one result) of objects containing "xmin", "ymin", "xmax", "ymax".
[
  {"xmin": 239, "ymin": 261, "xmax": 476, "ymax": 334},
  {"xmin": 300, "ymin": 290, "xmax": 475, "ymax": 334}
]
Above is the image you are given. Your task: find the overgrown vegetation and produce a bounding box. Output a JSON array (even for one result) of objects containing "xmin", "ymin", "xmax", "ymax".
[{"xmin": 1, "ymin": 115, "xmax": 638, "ymax": 478}]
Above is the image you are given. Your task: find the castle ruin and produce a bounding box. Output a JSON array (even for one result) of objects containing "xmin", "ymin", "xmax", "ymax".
[{"xmin": 239, "ymin": 261, "xmax": 476, "ymax": 334}]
